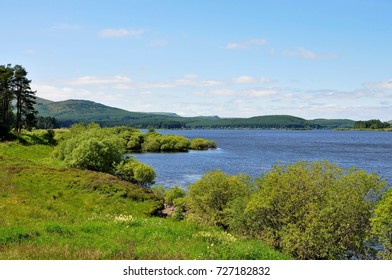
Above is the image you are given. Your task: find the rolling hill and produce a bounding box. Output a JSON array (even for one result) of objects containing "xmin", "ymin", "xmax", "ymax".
[{"xmin": 35, "ymin": 97, "xmax": 355, "ymax": 129}]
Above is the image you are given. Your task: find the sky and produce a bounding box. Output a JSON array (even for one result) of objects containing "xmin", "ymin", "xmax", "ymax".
[{"xmin": 1, "ymin": 0, "xmax": 392, "ymax": 120}]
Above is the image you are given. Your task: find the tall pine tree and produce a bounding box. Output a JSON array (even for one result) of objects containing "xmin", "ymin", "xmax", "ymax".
[
  {"xmin": 0, "ymin": 64, "xmax": 15, "ymax": 137},
  {"xmin": 0, "ymin": 64, "xmax": 37, "ymax": 136},
  {"xmin": 13, "ymin": 65, "xmax": 37, "ymax": 132}
]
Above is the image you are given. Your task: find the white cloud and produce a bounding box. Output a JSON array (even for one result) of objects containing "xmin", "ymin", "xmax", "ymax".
[
  {"xmin": 365, "ymin": 79, "xmax": 392, "ymax": 90},
  {"xmin": 232, "ymin": 75, "xmax": 257, "ymax": 84},
  {"xmin": 33, "ymin": 83, "xmax": 91, "ymax": 101},
  {"xmin": 138, "ymin": 82, "xmax": 176, "ymax": 89},
  {"xmin": 194, "ymin": 87, "xmax": 277, "ymax": 98},
  {"xmin": 283, "ymin": 48, "xmax": 337, "ymax": 60},
  {"xmin": 69, "ymin": 75, "xmax": 132, "ymax": 85},
  {"xmin": 247, "ymin": 88, "xmax": 277, "ymax": 97},
  {"xmin": 99, "ymin": 28, "xmax": 146, "ymax": 38},
  {"xmin": 225, "ymin": 38, "xmax": 267, "ymax": 50},
  {"xmin": 175, "ymin": 77, "xmax": 222, "ymax": 87},
  {"xmin": 232, "ymin": 75, "xmax": 273, "ymax": 84}
]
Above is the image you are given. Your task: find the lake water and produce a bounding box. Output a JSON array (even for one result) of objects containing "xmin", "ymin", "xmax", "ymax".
[{"xmin": 129, "ymin": 130, "xmax": 392, "ymax": 188}]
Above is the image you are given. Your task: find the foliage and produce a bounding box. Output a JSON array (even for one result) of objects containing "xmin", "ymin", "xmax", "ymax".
[
  {"xmin": 308, "ymin": 118, "xmax": 355, "ymax": 129},
  {"xmin": 141, "ymin": 133, "xmax": 191, "ymax": 152},
  {"xmin": 12, "ymin": 129, "xmax": 56, "ymax": 145},
  {"xmin": 190, "ymin": 138, "xmax": 217, "ymax": 150},
  {"xmin": 371, "ymin": 188, "xmax": 392, "ymax": 259},
  {"xmin": 187, "ymin": 170, "xmax": 254, "ymax": 229},
  {"xmin": 35, "ymin": 116, "xmax": 59, "ymax": 129},
  {"xmin": 0, "ymin": 64, "xmax": 37, "ymax": 135},
  {"xmin": 151, "ymin": 185, "xmax": 165, "ymax": 200},
  {"xmin": 245, "ymin": 161, "xmax": 386, "ymax": 259},
  {"xmin": 53, "ymin": 123, "xmax": 126, "ymax": 173},
  {"xmin": 0, "ymin": 142, "xmax": 288, "ymax": 260},
  {"xmin": 354, "ymin": 119, "xmax": 391, "ymax": 129},
  {"xmin": 159, "ymin": 134, "xmax": 191, "ymax": 152},
  {"xmin": 66, "ymin": 137, "xmax": 124, "ymax": 173},
  {"xmin": 164, "ymin": 186, "xmax": 186, "ymax": 206},
  {"xmin": 115, "ymin": 157, "xmax": 156, "ymax": 187}
]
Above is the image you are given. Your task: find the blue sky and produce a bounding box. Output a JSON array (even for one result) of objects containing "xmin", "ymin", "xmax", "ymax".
[{"xmin": 2, "ymin": 0, "xmax": 392, "ymax": 120}]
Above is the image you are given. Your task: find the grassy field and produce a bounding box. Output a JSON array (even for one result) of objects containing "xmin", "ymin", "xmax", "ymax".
[{"xmin": 0, "ymin": 135, "xmax": 289, "ymax": 260}]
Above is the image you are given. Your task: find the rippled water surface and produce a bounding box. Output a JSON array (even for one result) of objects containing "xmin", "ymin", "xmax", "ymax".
[{"xmin": 130, "ymin": 130, "xmax": 392, "ymax": 188}]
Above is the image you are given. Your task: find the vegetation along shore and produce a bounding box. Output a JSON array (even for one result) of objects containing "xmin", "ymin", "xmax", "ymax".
[{"xmin": 1, "ymin": 64, "xmax": 392, "ymax": 260}]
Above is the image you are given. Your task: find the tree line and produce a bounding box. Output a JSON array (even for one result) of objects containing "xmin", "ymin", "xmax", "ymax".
[
  {"xmin": 354, "ymin": 119, "xmax": 391, "ymax": 129},
  {"xmin": 0, "ymin": 64, "xmax": 38, "ymax": 137}
]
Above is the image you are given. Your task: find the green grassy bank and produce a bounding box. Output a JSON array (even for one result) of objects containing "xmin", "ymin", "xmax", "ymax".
[{"xmin": 0, "ymin": 138, "xmax": 288, "ymax": 260}]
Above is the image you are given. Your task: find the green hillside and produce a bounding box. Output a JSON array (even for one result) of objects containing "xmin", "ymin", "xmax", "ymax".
[{"xmin": 35, "ymin": 97, "xmax": 355, "ymax": 129}]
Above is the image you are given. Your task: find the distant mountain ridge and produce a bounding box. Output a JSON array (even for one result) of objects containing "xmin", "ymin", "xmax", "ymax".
[{"xmin": 35, "ymin": 97, "xmax": 355, "ymax": 129}]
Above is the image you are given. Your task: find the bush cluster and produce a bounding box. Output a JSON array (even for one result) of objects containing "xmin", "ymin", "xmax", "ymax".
[
  {"xmin": 141, "ymin": 131, "xmax": 191, "ymax": 152},
  {"xmin": 53, "ymin": 124, "xmax": 155, "ymax": 187},
  {"xmin": 52, "ymin": 124, "xmax": 217, "ymax": 187},
  {"xmin": 185, "ymin": 161, "xmax": 389, "ymax": 260}
]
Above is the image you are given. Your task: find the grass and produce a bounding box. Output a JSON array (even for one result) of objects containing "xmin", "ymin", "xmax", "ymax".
[{"xmin": 0, "ymin": 132, "xmax": 290, "ymax": 260}]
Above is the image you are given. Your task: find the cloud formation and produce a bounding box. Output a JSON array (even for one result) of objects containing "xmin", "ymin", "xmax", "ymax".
[
  {"xmin": 365, "ymin": 79, "xmax": 392, "ymax": 90},
  {"xmin": 283, "ymin": 48, "xmax": 337, "ymax": 60},
  {"xmin": 34, "ymin": 72, "xmax": 392, "ymax": 120},
  {"xmin": 99, "ymin": 28, "xmax": 146, "ymax": 38},
  {"xmin": 225, "ymin": 38, "xmax": 267, "ymax": 49},
  {"xmin": 69, "ymin": 75, "xmax": 132, "ymax": 85},
  {"xmin": 232, "ymin": 75, "xmax": 272, "ymax": 84}
]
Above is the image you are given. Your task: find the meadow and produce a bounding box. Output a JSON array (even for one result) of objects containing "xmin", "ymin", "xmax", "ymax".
[{"xmin": 0, "ymin": 132, "xmax": 289, "ymax": 260}]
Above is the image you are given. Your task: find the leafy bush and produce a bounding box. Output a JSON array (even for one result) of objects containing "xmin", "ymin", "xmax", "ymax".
[
  {"xmin": 115, "ymin": 157, "xmax": 156, "ymax": 187},
  {"xmin": 164, "ymin": 186, "xmax": 186, "ymax": 206},
  {"xmin": 371, "ymin": 188, "xmax": 392, "ymax": 259},
  {"xmin": 141, "ymin": 132, "xmax": 161, "ymax": 152},
  {"xmin": 151, "ymin": 185, "xmax": 165, "ymax": 200},
  {"xmin": 141, "ymin": 133, "xmax": 192, "ymax": 152},
  {"xmin": 159, "ymin": 135, "xmax": 190, "ymax": 152},
  {"xmin": 187, "ymin": 170, "xmax": 253, "ymax": 229},
  {"xmin": 190, "ymin": 138, "xmax": 217, "ymax": 150},
  {"xmin": 65, "ymin": 137, "xmax": 124, "ymax": 173},
  {"xmin": 245, "ymin": 161, "xmax": 386, "ymax": 259},
  {"xmin": 53, "ymin": 123, "xmax": 125, "ymax": 173}
]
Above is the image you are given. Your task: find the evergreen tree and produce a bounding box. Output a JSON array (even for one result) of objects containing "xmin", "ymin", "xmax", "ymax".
[
  {"xmin": 12, "ymin": 65, "xmax": 37, "ymax": 132},
  {"xmin": 0, "ymin": 64, "xmax": 37, "ymax": 135},
  {"xmin": 0, "ymin": 64, "xmax": 15, "ymax": 137}
]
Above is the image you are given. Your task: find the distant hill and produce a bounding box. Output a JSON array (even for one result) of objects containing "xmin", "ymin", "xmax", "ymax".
[
  {"xmin": 35, "ymin": 97, "xmax": 186, "ymax": 128},
  {"xmin": 35, "ymin": 97, "xmax": 355, "ymax": 129}
]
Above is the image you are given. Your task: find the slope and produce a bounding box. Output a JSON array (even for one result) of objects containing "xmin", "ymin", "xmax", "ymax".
[{"xmin": 34, "ymin": 97, "xmax": 355, "ymax": 129}]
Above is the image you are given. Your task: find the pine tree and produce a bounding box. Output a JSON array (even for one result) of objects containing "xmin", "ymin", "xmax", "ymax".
[
  {"xmin": 0, "ymin": 64, "xmax": 37, "ymax": 135},
  {"xmin": 0, "ymin": 64, "xmax": 15, "ymax": 136}
]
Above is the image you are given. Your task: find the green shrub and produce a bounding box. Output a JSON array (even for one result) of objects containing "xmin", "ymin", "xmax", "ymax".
[
  {"xmin": 245, "ymin": 161, "xmax": 386, "ymax": 260},
  {"xmin": 190, "ymin": 138, "xmax": 217, "ymax": 150},
  {"xmin": 187, "ymin": 170, "xmax": 253, "ymax": 229},
  {"xmin": 141, "ymin": 133, "xmax": 161, "ymax": 152},
  {"xmin": 53, "ymin": 123, "xmax": 126, "ymax": 173},
  {"xmin": 115, "ymin": 157, "xmax": 156, "ymax": 187},
  {"xmin": 371, "ymin": 188, "xmax": 392, "ymax": 259},
  {"xmin": 159, "ymin": 135, "xmax": 190, "ymax": 152},
  {"xmin": 164, "ymin": 186, "xmax": 186, "ymax": 206}
]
